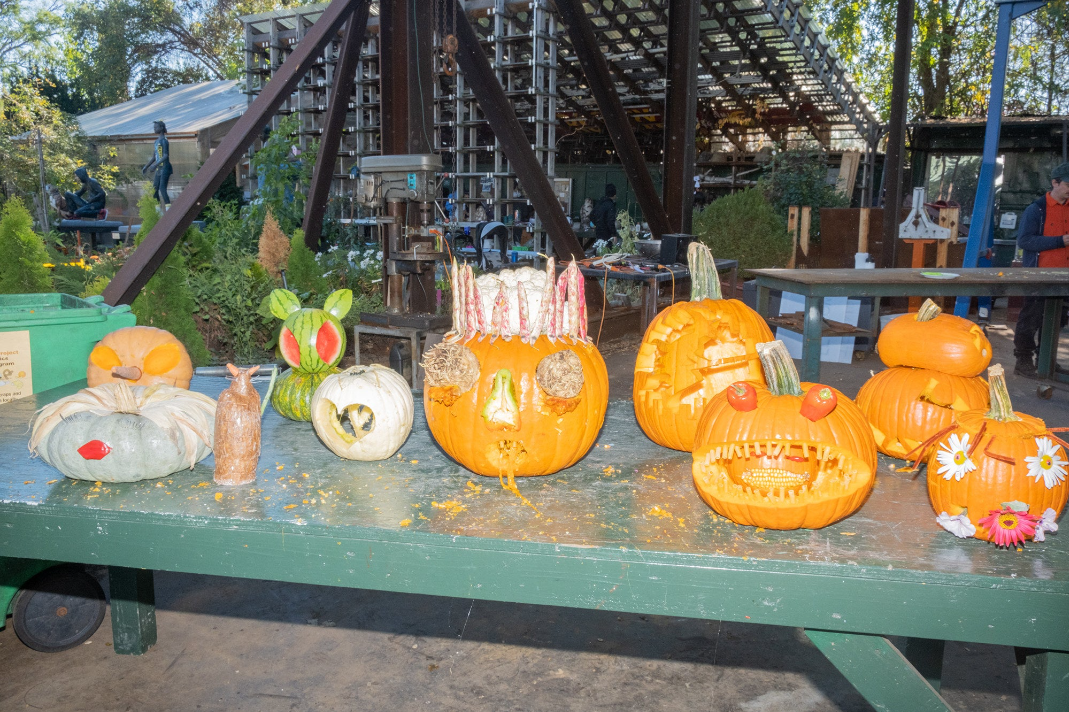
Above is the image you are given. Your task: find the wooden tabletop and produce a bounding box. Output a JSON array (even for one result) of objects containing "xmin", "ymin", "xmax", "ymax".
[
  {"xmin": 1, "ymin": 377, "xmax": 1067, "ymax": 651},
  {"xmin": 749, "ymin": 267, "xmax": 1069, "ymax": 298}
]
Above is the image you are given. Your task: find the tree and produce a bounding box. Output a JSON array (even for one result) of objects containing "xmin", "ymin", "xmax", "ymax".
[
  {"xmin": 0, "ymin": 197, "xmax": 52, "ymax": 294},
  {"xmin": 0, "ymin": 0, "xmax": 60, "ymax": 84}
]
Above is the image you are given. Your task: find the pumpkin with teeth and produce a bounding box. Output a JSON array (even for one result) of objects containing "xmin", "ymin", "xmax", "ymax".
[
  {"xmin": 877, "ymin": 299, "xmax": 991, "ymax": 377},
  {"xmin": 925, "ymin": 364, "xmax": 1068, "ymax": 541},
  {"xmin": 633, "ymin": 242, "xmax": 772, "ymax": 451},
  {"xmin": 692, "ymin": 340, "xmax": 877, "ymax": 530},
  {"xmin": 87, "ymin": 326, "xmax": 193, "ymax": 389},
  {"xmin": 421, "ymin": 260, "xmax": 609, "ymax": 485}
]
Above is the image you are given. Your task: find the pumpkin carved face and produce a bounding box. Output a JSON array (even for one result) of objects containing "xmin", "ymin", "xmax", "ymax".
[
  {"xmin": 311, "ymin": 364, "xmax": 414, "ymax": 461},
  {"xmin": 926, "ymin": 365, "xmax": 1068, "ymax": 543},
  {"xmin": 692, "ymin": 341, "xmax": 877, "ymax": 530},
  {"xmin": 87, "ymin": 326, "xmax": 193, "ymax": 389},
  {"xmin": 878, "ymin": 299, "xmax": 991, "ymax": 377},
  {"xmin": 856, "ymin": 367, "xmax": 989, "ymax": 459},
  {"xmin": 422, "ymin": 260, "xmax": 609, "ymax": 484},
  {"xmin": 634, "ymin": 243, "xmax": 772, "ymax": 451}
]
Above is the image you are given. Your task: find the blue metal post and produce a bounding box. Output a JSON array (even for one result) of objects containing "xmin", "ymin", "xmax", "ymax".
[{"xmin": 955, "ymin": 0, "xmax": 1048, "ymax": 317}]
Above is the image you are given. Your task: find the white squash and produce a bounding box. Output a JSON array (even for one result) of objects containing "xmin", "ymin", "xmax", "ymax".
[{"xmin": 311, "ymin": 364, "xmax": 414, "ymax": 460}]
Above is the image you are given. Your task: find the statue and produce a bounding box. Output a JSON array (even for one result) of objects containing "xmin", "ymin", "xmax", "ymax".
[
  {"xmin": 61, "ymin": 167, "xmax": 107, "ymax": 219},
  {"xmin": 142, "ymin": 120, "xmax": 172, "ymax": 207}
]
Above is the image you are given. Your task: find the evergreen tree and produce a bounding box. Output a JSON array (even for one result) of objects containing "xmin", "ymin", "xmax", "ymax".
[
  {"xmin": 0, "ymin": 198, "xmax": 53, "ymax": 294},
  {"xmin": 286, "ymin": 229, "xmax": 328, "ymax": 298}
]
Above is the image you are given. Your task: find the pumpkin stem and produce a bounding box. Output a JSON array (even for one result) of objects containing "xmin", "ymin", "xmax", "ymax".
[
  {"xmin": 916, "ymin": 299, "xmax": 942, "ymax": 322},
  {"xmin": 756, "ymin": 341, "xmax": 804, "ymax": 397},
  {"xmin": 984, "ymin": 364, "xmax": 1022, "ymax": 422},
  {"xmin": 688, "ymin": 242, "xmax": 722, "ymax": 302}
]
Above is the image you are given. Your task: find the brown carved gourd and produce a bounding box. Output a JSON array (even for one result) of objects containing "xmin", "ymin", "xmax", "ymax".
[{"xmin": 213, "ymin": 364, "xmax": 261, "ymax": 486}]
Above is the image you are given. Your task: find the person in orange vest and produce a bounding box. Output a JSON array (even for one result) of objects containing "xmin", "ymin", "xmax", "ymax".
[{"xmin": 1013, "ymin": 161, "xmax": 1069, "ymax": 378}]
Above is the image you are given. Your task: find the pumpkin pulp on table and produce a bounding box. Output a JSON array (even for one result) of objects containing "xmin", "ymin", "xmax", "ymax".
[
  {"xmin": 633, "ymin": 242, "xmax": 772, "ymax": 451},
  {"xmin": 692, "ymin": 341, "xmax": 877, "ymax": 530}
]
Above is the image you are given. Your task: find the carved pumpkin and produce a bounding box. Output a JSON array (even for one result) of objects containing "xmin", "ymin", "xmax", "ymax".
[
  {"xmin": 268, "ymin": 288, "xmax": 351, "ymax": 421},
  {"xmin": 856, "ymin": 367, "xmax": 989, "ymax": 459},
  {"xmin": 87, "ymin": 326, "xmax": 193, "ymax": 389},
  {"xmin": 878, "ymin": 299, "xmax": 991, "ymax": 377},
  {"xmin": 29, "ymin": 382, "xmax": 216, "ymax": 482},
  {"xmin": 692, "ymin": 341, "xmax": 877, "ymax": 530},
  {"xmin": 422, "ymin": 260, "xmax": 609, "ymax": 485},
  {"xmin": 311, "ymin": 364, "xmax": 414, "ymax": 461},
  {"xmin": 926, "ymin": 364, "xmax": 1068, "ymax": 542},
  {"xmin": 633, "ymin": 242, "xmax": 772, "ymax": 451}
]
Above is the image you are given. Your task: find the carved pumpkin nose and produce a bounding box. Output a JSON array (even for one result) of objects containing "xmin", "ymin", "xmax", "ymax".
[{"xmin": 111, "ymin": 366, "xmax": 143, "ymax": 381}]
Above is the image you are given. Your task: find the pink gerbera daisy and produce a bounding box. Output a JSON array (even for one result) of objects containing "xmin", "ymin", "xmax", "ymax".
[{"xmin": 977, "ymin": 507, "xmax": 1041, "ymax": 548}]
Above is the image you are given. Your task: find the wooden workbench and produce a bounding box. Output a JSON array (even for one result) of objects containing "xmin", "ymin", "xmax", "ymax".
[
  {"xmin": 1, "ymin": 377, "xmax": 1067, "ymax": 711},
  {"xmin": 750, "ymin": 267, "xmax": 1069, "ymax": 382}
]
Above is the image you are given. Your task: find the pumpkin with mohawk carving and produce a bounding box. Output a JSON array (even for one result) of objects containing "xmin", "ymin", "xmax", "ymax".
[{"xmin": 421, "ymin": 260, "xmax": 609, "ymax": 486}]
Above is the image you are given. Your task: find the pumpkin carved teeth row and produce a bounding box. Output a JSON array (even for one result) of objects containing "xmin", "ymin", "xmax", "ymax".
[{"xmin": 696, "ymin": 441, "xmax": 861, "ymax": 501}]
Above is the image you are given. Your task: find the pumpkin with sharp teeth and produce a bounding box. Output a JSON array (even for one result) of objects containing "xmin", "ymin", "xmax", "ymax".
[
  {"xmin": 87, "ymin": 326, "xmax": 193, "ymax": 389},
  {"xmin": 421, "ymin": 260, "xmax": 609, "ymax": 485},
  {"xmin": 633, "ymin": 242, "xmax": 772, "ymax": 451},
  {"xmin": 692, "ymin": 340, "xmax": 877, "ymax": 530}
]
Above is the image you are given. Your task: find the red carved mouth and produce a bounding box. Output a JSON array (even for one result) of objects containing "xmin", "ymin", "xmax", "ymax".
[{"xmin": 77, "ymin": 440, "xmax": 111, "ymax": 460}]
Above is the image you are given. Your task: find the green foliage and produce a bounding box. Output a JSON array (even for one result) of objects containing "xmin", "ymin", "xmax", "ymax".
[
  {"xmin": 693, "ymin": 189, "xmax": 792, "ymax": 274},
  {"xmin": 285, "ymin": 229, "xmax": 328, "ymax": 298},
  {"xmin": 758, "ymin": 147, "xmax": 848, "ymax": 240},
  {"xmin": 130, "ymin": 194, "xmax": 210, "ymax": 365},
  {"xmin": 0, "ymin": 198, "xmax": 52, "ymax": 293},
  {"xmin": 248, "ymin": 115, "xmax": 316, "ymax": 235}
]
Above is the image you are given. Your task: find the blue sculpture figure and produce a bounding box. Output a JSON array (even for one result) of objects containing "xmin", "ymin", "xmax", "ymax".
[
  {"xmin": 142, "ymin": 120, "xmax": 172, "ymax": 206},
  {"xmin": 62, "ymin": 167, "xmax": 107, "ymax": 219}
]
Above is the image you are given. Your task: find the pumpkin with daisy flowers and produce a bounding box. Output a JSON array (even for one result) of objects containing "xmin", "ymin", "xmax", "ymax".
[{"xmin": 925, "ymin": 364, "xmax": 1067, "ymax": 544}]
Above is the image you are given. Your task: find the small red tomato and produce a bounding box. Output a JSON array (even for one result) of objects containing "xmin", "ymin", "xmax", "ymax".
[
  {"xmin": 800, "ymin": 385, "xmax": 837, "ymax": 422},
  {"xmin": 726, "ymin": 381, "xmax": 758, "ymax": 412}
]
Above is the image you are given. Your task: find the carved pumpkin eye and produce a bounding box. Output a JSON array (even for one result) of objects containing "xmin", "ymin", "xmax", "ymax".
[
  {"xmin": 536, "ymin": 350, "xmax": 583, "ymax": 399},
  {"xmin": 143, "ymin": 343, "xmax": 183, "ymax": 375},
  {"xmin": 89, "ymin": 344, "xmax": 122, "ymax": 371}
]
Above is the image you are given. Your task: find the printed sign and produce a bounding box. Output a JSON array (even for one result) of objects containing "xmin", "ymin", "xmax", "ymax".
[
  {"xmin": 0, "ymin": 331, "xmax": 33, "ymax": 404},
  {"xmin": 1000, "ymin": 212, "xmax": 1018, "ymax": 229}
]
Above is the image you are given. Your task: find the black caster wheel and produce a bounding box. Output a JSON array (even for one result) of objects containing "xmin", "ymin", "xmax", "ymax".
[{"xmin": 11, "ymin": 565, "xmax": 106, "ymax": 653}]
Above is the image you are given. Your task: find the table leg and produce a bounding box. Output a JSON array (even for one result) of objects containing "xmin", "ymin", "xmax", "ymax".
[
  {"xmin": 410, "ymin": 331, "xmax": 422, "ymax": 387},
  {"xmin": 802, "ymin": 295, "xmax": 824, "ymax": 382},
  {"xmin": 1036, "ymin": 298, "xmax": 1061, "ymax": 379},
  {"xmin": 756, "ymin": 285, "xmax": 770, "ymax": 320},
  {"xmin": 108, "ymin": 566, "xmax": 156, "ymax": 655},
  {"xmin": 642, "ymin": 277, "xmax": 657, "ymax": 331},
  {"xmin": 804, "ymin": 630, "xmax": 951, "ymax": 712},
  {"xmin": 726, "ymin": 266, "xmax": 738, "ymax": 299},
  {"xmin": 1021, "ymin": 651, "xmax": 1069, "ymax": 712},
  {"xmin": 353, "ymin": 327, "xmax": 362, "ymax": 367},
  {"xmin": 868, "ymin": 296, "xmax": 882, "ymax": 352},
  {"xmin": 899, "ymin": 637, "xmax": 945, "ymax": 691}
]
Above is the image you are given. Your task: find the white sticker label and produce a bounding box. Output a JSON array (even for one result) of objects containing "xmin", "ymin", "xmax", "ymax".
[{"xmin": 1000, "ymin": 213, "xmax": 1017, "ymax": 229}]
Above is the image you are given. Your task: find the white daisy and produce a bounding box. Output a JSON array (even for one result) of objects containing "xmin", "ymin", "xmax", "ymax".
[
  {"xmin": 1034, "ymin": 508, "xmax": 1060, "ymax": 542},
  {"xmin": 936, "ymin": 433, "xmax": 976, "ymax": 481},
  {"xmin": 1025, "ymin": 437, "xmax": 1067, "ymax": 489},
  {"xmin": 936, "ymin": 511, "xmax": 976, "ymax": 538}
]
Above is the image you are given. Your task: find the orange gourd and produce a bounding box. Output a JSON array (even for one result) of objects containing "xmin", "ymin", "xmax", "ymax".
[
  {"xmin": 422, "ymin": 260, "xmax": 609, "ymax": 486},
  {"xmin": 692, "ymin": 340, "xmax": 877, "ymax": 530},
  {"xmin": 87, "ymin": 326, "xmax": 193, "ymax": 389},
  {"xmin": 856, "ymin": 367, "xmax": 989, "ymax": 459},
  {"xmin": 877, "ymin": 299, "xmax": 991, "ymax": 377},
  {"xmin": 925, "ymin": 365, "xmax": 1068, "ymax": 543},
  {"xmin": 633, "ymin": 243, "xmax": 772, "ymax": 451}
]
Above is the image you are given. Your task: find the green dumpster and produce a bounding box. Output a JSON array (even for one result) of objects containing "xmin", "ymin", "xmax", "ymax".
[{"xmin": 0, "ymin": 293, "xmax": 135, "ymax": 402}]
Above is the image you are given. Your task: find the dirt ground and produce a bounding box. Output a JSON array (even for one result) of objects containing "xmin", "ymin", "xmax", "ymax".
[{"xmin": 0, "ymin": 302, "xmax": 1064, "ymax": 712}]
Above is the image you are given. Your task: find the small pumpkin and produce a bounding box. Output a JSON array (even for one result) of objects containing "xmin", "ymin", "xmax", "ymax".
[
  {"xmin": 87, "ymin": 326, "xmax": 193, "ymax": 388},
  {"xmin": 422, "ymin": 259, "xmax": 609, "ymax": 485},
  {"xmin": 268, "ymin": 288, "xmax": 351, "ymax": 420},
  {"xmin": 692, "ymin": 340, "xmax": 877, "ymax": 530},
  {"xmin": 311, "ymin": 364, "xmax": 414, "ymax": 460},
  {"xmin": 878, "ymin": 299, "xmax": 991, "ymax": 377},
  {"xmin": 633, "ymin": 242, "xmax": 772, "ymax": 451},
  {"xmin": 29, "ymin": 382, "xmax": 216, "ymax": 482},
  {"xmin": 926, "ymin": 364, "xmax": 1068, "ymax": 543},
  {"xmin": 856, "ymin": 367, "xmax": 989, "ymax": 459}
]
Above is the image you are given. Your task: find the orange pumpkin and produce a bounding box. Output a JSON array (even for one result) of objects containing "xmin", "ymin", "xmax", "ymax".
[
  {"xmin": 633, "ymin": 242, "xmax": 772, "ymax": 451},
  {"xmin": 422, "ymin": 260, "xmax": 609, "ymax": 485},
  {"xmin": 87, "ymin": 326, "xmax": 193, "ymax": 389},
  {"xmin": 926, "ymin": 364, "xmax": 1068, "ymax": 542},
  {"xmin": 692, "ymin": 341, "xmax": 877, "ymax": 530},
  {"xmin": 856, "ymin": 367, "xmax": 989, "ymax": 459},
  {"xmin": 878, "ymin": 299, "xmax": 991, "ymax": 377}
]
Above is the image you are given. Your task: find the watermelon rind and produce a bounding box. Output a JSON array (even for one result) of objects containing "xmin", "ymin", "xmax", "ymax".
[{"xmin": 272, "ymin": 368, "xmax": 337, "ymax": 421}]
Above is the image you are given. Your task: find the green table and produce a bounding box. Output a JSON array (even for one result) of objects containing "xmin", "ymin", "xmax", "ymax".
[
  {"xmin": 1, "ymin": 378, "xmax": 1067, "ymax": 711},
  {"xmin": 749, "ymin": 267, "xmax": 1069, "ymax": 382}
]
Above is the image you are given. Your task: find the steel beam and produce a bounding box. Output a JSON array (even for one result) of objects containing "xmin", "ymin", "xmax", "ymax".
[
  {"xmin": 555, "ymin": 0, "xmax": 672, "ymax": 240},
  {"xmin": 103, "ymin": 0, "xmax": 369, "ymax": 306},
  {"xmin": 879, "ymin": 0, "xmax": 914, "ymax": 270},
  {"xmin": 663, "ymin": 0, "xmax": 699, "ymax": 234},
  {"xmin": 380, "ymin": 0, "xmax": 434, "ymax": 155},
  {"xmin": 302, "ymin": 5, "xmax": 371, "ymax": 249}
]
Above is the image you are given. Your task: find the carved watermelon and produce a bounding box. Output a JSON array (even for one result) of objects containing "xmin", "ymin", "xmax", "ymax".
[{"xmin": 268, "ymin": 289, "xmax": 352, "ymax": 420}]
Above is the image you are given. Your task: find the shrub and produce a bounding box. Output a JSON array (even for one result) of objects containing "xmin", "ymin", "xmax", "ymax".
[
  {"xmin": 0, "ymin": 198, "xmax": 53, "ymax": 294},
  {"xmin": 286, "ymin": 229, "xmax": 328, "ymax": 297},
  {"xmin": 757, "ymin": 147, "xmax": 849, "ymax": 241},
  {"xmin": 693, "ymin": 189, "xmax": 792, "ymax": 274}
]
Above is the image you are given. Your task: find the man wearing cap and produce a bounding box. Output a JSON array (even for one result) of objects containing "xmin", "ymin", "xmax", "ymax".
[
  {"xmin": 1013, "ymin": 161, "xmax": 1069, "ymax": 378},
  {"xmin": 592, "ymin": 183, "xmax": 619, "ymax": 245}
]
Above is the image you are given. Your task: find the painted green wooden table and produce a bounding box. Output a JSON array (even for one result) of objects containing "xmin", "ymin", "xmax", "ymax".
[{"xmin": 1, "ymin": 378, "xmax": 1067, "ymax": 711}]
